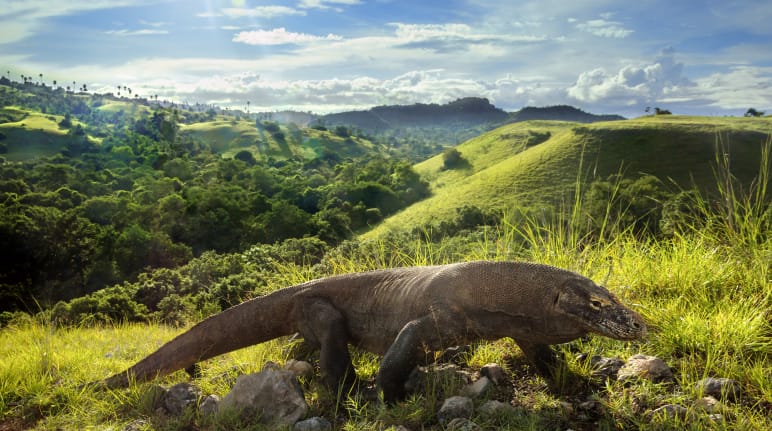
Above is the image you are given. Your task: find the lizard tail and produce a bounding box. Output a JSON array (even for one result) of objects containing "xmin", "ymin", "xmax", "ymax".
[{"xmin": 101, "ymin": 285, "xmax": 300, "ymax": 388}]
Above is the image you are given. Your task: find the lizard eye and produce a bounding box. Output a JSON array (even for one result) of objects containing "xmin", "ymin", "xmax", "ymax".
[{"xmin": 589, "ymin": 299, "xmax": 602, "ymax": 310}]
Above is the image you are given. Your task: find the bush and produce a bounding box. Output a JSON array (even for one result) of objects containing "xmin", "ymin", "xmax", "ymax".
[{"xmin": 442, "ymin": 148, "xmax": 466, "ymax": 169}]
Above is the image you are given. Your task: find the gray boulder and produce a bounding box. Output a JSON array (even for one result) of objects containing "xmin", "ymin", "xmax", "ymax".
[
  {"xmin": 437, "ymin": 396, "xmax": 474, "ymax": 425},
  {"xmin": 293, "ymin": 416, "xmax": 332, "ymax": 431},
  {"xmin": 695, "ymin": 377, "xmax": 742, "ymax": 402},
  {"xmin": 163, "ymin": 382, "xmax": 200, "ymax": 416},
  {"xmin": 220, "ymin": 367, "xmax": 308, "ymax": 427},
  {"xmin": 617, "ymin": 354, "xmax": 674, "ymax": 383}
]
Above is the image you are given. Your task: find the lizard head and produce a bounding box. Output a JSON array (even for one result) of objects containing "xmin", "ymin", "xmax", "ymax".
[{"xmin": 553, "ymin": 277, "xmax": 647, "ymax": 341}]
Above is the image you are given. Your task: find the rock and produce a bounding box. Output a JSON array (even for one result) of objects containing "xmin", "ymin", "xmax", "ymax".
[
  {"xmin": 121, "ymin": 419, "xmax": 149, "ymax": 431},
  {"xmin": 480, "ymin": 363, "xmax": 507, "ymax": 385},
  {"xmin": 617, "ymin": 355, "xmax": 674, "ymax": 383},
  {"xmin": 558, "ymin": 401, "xmax": 574, "ymax": 414},
  {"xmin": 437, "ymin": 396, "xmax": 474, "ymax": 425},
  {"xmin": 199, "ymin": 394, "xmax": 220, "ymax": 416},
  {"xmin": 694, "ymin": 396, "xmax": 721, "ymax": 413},
  {"xmin": 461, "ymin": 376, "xmax": 491, "ymax": 398},
  {"xmin": 591, "ymin": 357, "xmax": 625, "ymax": 381},
  {"xmin": 577, "ymin": 400, "xmax": 604, "ymax": 416},
  {"xmin": 284, "ymin": 359, "xmax": 315, "ymax": 378},
  {"xmin": 695, "ymin": 377, "xmax": 742, "ymax": 402},
  {"xmin": 477, "ymin": 400, "xmax": 516, "ymax": 420},
  {"xmin": 293, "ymin": 416, "xmax": 332, "ymax": 431},
  {"xmin": 220, "ymin": 368, "xmax": 308, "ymax": 427},
  {"xmin": 708, "ymin": 413, "xmax": 725, "ymax": 422},
  {"xmin": 163, "ymin": 382, "xmax": 200, "ymax": 416},
  {"xmin": 445, "ymin": 418, "xmax": 481, "ymax": 431},
  {"xmin": 648, "ymin": 404, "xmax": 692, "ymax": 421}
]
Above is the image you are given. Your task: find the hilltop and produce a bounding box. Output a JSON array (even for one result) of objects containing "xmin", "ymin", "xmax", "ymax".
[
  {"xmin": 262, "ymin": 99, "xmax": 625, "ymax": 161},
  {"xmin": 365, "ymin": 115, "xmax": 772, "ymax": 238}
]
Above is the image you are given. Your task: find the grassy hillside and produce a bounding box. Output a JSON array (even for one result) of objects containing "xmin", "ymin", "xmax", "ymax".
[
  {"xmin": 0, "ymin": 106, "xmax": 95, "ymax": 161},
  {"xmin": 366, "ymin": 116, "xmax": 772, "ymax": 237},
  {"xmin": 179, "ymin": 119, "xmax": 382, "ymax": 161},
  {"xmin": 1, "ymin": 186, "xmax": 769, "ymax": 430}
]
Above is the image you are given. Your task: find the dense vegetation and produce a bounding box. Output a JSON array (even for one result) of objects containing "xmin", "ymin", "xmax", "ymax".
[
  {"xmin": 0, "ymin": 74, "xmax": 770, "ymax": 430},
  {"xmin": 1, "ymin": 160, "xmax": 769, "ymax": 429},
  {"xmin": 0, "ymin": 79, "xmax": 429, "ymax": 314}
]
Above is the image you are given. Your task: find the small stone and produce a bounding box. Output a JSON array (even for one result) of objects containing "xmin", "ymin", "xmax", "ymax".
[
  {"xmin": 559, "ymin": 401, "xmax": 574, "ymax": 414},
  {"xmin": 577, "ymin": 400, "xmax": 603, "ymax": 416},
  {"xmin": 121, "ymin": 419, "xmax": 148, "ymax": 431},
  {"xmin": 617, "ymin": 354, "xmax": 674, "ymax": 383},
  {"xmin": 438, "ymin": 396, "xmax": 474, "ymax": 425},
  {"xmin": 478, "ymin": 400, "xmax": 516, "ymax": 420},
  {"xmin": 199, "ymin": 394, "xmax": 220, "ymax": 416},
  {"xmin": 163, "ymin": 382, "xmax": 200, "ymax": 416},
  {"xmin": 293, "ymin": 416, "xmax": 332, "ymax": 431},
  {"xmin": 461, "ymin": 376, "xmax": 491, "ymax": 398},
  {"xmin": 591, "ymin": 357, "xmax": 625, "ymax": 381},
  {"xmin": 445, "ymin": 417, "xmax": 481, "ymax": 431},
  {"xmin": 695, "ymin": 377, "xmax": 742, "ymax": 402},
  {"xmin": 284, "ymin": 359, "xmax": 314, "ymax": 378},
  {"xmin": 708, "ymin": 413, "xmax": 725, "ymax": 422},
  {"xmin": 648, "ymin": 404, "xmax": 691, "ymax": 421},
  {"xmin": 480, "ymin": 363, "xmax": 507, "ymax": 385},
  {"xmin": 694, "ymin": 396, "xmax": 721, "ymax": 413}
]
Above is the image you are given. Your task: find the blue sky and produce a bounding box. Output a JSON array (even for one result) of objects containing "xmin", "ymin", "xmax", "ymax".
[{"xmin": 1, "ymin": 0, "xmax": 771, "ymax": 116}]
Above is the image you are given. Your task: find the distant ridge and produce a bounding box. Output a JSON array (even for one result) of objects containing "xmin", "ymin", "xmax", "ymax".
[
  {"xmin": 510, "ymin": 105, "xmax": 625, "ymax": 123},
  {"xmin": 267, "ymin": 100, "xmax": 624, "ymax": 131},
  {"xmin": 319, "ymin": 97, "xmax": 510, "ymax": 131}
]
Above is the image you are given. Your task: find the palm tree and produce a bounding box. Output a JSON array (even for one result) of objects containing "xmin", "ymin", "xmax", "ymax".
[{"xmin": 39, "ymin": 73, "xmax": 43, "ymax": 85}]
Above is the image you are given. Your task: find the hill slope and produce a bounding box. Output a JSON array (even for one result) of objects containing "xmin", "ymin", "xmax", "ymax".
[{"xmin": 364, "ymin": 115, "xmax": 772, "ymax": 237}]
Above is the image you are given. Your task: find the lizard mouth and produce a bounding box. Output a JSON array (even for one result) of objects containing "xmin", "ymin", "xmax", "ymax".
[{"xmin": 596, "ymin": 318, "xmax": 647, "ymax": 340}]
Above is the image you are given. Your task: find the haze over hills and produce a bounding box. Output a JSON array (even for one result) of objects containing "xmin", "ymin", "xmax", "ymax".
[{"xmin": 263, "ymin": 97, "xmax": 625, "ymax": 131}]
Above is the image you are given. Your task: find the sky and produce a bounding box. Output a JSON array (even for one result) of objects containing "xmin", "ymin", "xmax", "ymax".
[{"xmin": 1, "ymin": 0, "xmax": 771, "ymax": 117}]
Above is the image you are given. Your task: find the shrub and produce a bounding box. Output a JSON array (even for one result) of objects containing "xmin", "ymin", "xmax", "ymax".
[{"xmin": 442, "ymin": 148, "xmax": 465, "ymax": 169}]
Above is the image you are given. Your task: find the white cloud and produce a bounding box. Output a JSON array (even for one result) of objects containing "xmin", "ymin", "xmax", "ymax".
[
  {"xmin": 232, "ymin": 28, "xmax": 343, "ymax": 45},
  {"xmin": 221, "ymin": 6, "xmax": 306, "ymax": 18},
  {"xmin": 576, "ymin": 18, "xmax": 633, "ymax": 38},
  {"xmin": 0, "ymin": 0, "xmax": 170, "ymax": 44},
  {"xmin": 105, "ymin": 29, "xmax": 168, "ymax": 36},
  {"xmin": 691, "ymin": 66, "xmax": 772, "ymax": 110},
  {"xmin": 567, "ymin": 49, "xmax": 692, "ymax": 107},
  {"xmin": 298, "ymin": 0, "xmax": 362, "ymax": 10}
]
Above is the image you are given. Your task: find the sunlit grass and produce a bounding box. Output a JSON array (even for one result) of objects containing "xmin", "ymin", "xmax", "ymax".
[{"xmin": 1, "ymin": 129, "xmax": 770, "ymax": 429}]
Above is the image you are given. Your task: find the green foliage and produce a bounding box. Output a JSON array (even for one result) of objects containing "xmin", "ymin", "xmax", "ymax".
[
  {"xmin": 2, "ymin": 162, "xmax": 770, "ymax": 429},
  {"xmin": 441, "ymin": 147, "xmax": 466, "ymax": 169},
  {"xmin": 0, "ymin": 86, "xmax": 430, "ymax": 312}
]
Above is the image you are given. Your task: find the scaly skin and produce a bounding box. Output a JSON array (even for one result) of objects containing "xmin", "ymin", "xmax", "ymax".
[{"xmin": 98, "ymin": 261, "xmax": 646, "ymax": 403}]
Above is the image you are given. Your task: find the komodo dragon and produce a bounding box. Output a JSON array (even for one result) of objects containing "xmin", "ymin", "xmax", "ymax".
[{"xmin": 98, "ymin": 261, "xmax": 646, "ymax": 403}]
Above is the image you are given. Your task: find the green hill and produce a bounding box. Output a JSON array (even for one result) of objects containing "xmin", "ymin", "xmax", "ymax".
[
  {"xmin": 0, "ymin": 106, "xmax": 97, "ymax": 161},
  {"xmin": 364, "ymin": 115, "xmax": 772, "ymax": 237},
  {"xmin": 179, "ymin": 119, "xmax": 383, "ymax": 161}
]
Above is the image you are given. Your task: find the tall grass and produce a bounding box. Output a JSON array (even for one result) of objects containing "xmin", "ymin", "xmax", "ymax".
[{"xmin": 1, "ymin": 140, "xmax": 770, "ymax": 430}]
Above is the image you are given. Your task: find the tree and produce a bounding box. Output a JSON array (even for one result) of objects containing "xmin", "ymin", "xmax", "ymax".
[
  {"xmin": 744, "ymin": 108, "xmax": 765, "ymax": 117},
  {"xmin": 442, "ymin": 147, "xmax": 466, "ymax": 169}
]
